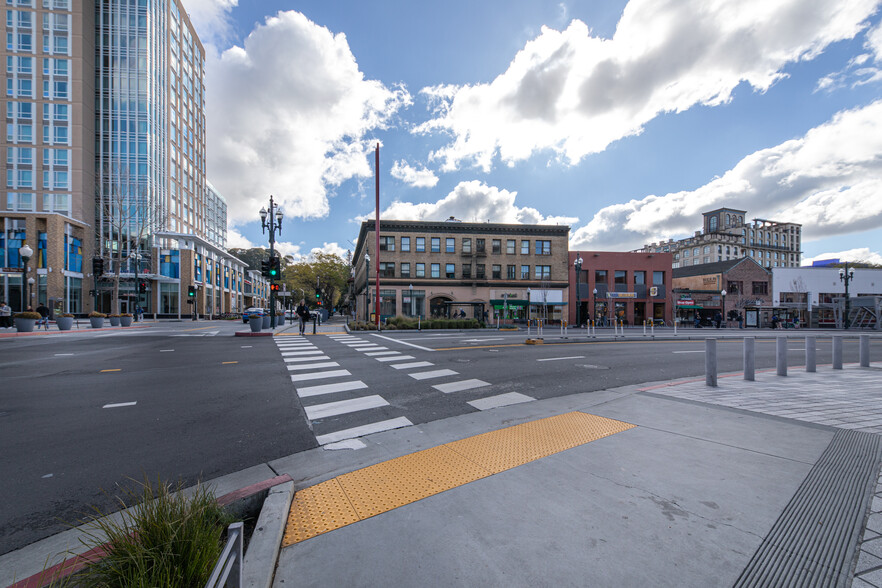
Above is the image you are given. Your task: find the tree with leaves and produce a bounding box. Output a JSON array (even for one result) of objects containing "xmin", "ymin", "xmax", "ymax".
[{"xmin": 282, "ymin": 253, "xmax": 350, "ymax": 309}]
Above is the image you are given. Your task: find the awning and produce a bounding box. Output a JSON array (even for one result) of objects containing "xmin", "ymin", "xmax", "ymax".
[
  {"xmin": 677, "ymin": 305, "xmax": 703, "ymax": 309},
  {"xmin": 490, "ymin": 299, "xmax": 528, "ymax": 308}
]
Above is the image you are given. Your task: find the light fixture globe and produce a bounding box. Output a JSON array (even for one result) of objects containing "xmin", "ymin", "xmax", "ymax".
[
  {"xmin": 19, "ymin": 243, "xmax": 33, "ymax": 259},
  {"xmin": 259, "ymin": 207, "xmax": 267, "ymax": 223}
]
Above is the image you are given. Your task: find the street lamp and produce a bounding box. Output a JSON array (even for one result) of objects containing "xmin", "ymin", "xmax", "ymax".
[
  {"xmin": 721, "ymin": 289, "xmax": 727, "ymax": 327},
  {"xmin": 593, "ymin": 288, "xmax": 598, "ymax": 326},
  {"xmin": 19, "ymin": 243, "xmax": 33, "ymax": 311},
  {"xmin": 574, "ymin": 254, "xmax": 583, "ymax": 328},
  {"xmin": 130, "ymin": 251, "xmax": 143, "ymax": 321},
  {"xmin": 260, "ymin": 195, "xmax": 283, "ymax": 328},
  {"xmin": 364, "ymin": 252, "xmax": 371, "ymax": 322},
  {"xmin": 526, "ymin": 287, "xmax": 531, "ymax": 321},
  {"xmin": 839, "ymin": 264, "xmax": 855, "ymax": 329},
  {"xmin": 409, "ymin": 283, "xmax": 414, "ymax": 317}
]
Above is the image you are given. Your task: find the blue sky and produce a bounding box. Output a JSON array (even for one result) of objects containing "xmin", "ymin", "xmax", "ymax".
[{"xmin": 182, "ymin": 0, "xmax": 882, "ymax": 265}]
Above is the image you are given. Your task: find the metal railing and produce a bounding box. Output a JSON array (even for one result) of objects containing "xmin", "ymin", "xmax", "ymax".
[{"xmin": 206, "ymin": 521, "xmax": 243, "ymax": 588}]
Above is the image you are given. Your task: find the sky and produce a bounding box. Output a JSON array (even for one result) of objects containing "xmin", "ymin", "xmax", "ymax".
[{"xmin": 181, "ymin": 0, "xmax": 882, "ymax": 266}]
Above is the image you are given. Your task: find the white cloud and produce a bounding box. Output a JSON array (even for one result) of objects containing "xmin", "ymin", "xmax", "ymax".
[
  {"xmin": 226, "ymin": 226, "xmax": 255, "ymax": 249},
  {"xmin": 361, "ymin": 180, "xmax": 578, "ymax": 226},
  {"xmin": 815, "ymin": 19, "xmax": 882, "ymax": 91},
  {"xmin": 273, "ymin": 241, "xmax": 304, "ymax": 260},
  {"xmin": 569, "ymin": 100, "xmax": 882, "ymax": 251},
  {"xmin": 803, "ymin": 248, "xmax": 882, "ymax": 265},
  {"xmin": 181, "ymin": 0, "xmax": 238, "ymax": 48},
  {"xmin": 415, "ymin": 0, "xmax": 879, "ymax": 172},
  {"xmin": 390, "ymin": 160, "xmax": 439, "ymax": 188},
  {"xmin": 206, "ymin": 11, "xmax": 411, "ymax": 225},
  {"xmin": 308, "ymin": 242, "xmax": 349, "ymax": 260}
]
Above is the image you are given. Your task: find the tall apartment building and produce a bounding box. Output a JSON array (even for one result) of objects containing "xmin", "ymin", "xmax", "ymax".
[
  {"xmin": 352, "ymin": 219, "xmax": 570, "ymax": 323},
  {"xmin": 638, "ymin": 208, "xmax": 802, "ymax": 271},
  {"xmin": 1, "ymin": 0, "xmax": 242, "ymax": 316}
]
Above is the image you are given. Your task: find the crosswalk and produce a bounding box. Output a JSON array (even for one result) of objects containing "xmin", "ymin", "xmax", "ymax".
[{"xmin": 274, "ymin": 333, "xmax": 536, "ymax": 448}]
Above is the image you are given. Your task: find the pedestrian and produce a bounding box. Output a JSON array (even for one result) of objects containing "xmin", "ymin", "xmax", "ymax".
[
  {"xmin": 482, "ymin": 309, "xmax": 488, "ymax": 323},
  {"xmin": 36, "ymin": 302, "xmax": 50, "ymax": 330},
  {"xmin": 694, "ymin": 314, "xmax": 701, "ymax": 328},
  {"xmin": 714, "ymin": 311, "xmax": 722, "ymax": 329},
  {"xmin": 793, "ymin": 315, "xmax": 800, "ymax": 329},
  {"xmin": 737, "ymin": 312, "xmax": 744, "ymax": 329},
  {"xmin": 296, "ymin": 298, "xmax": 310, "ymax": 336},
  {"xmin": 0, "ymin": 300, "xmax": 11, "ymax": 328},
  {"xmin": 771, "ymin": 315, "xmax": 779, "ymax": 329}
]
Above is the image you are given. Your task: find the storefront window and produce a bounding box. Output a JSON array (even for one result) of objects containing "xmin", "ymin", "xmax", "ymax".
[
  {"xmin": 402, "ymin": 289, "xmax": 425, "ymax": 317},
  {"xmin": 379, "ymin": 288, "xmax": 396, "ymax": 317},
  {"xmin": 161, "ymin": 282, "xmax": 179, "ymax": 314}
]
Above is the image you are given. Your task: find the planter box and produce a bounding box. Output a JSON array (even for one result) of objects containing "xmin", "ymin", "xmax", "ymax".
[
  {"xmin": 109, "ymin": 316, "xmax": 121, "ymax": 326},
  {"xmin": 120, "ymin": 316, "xmax": 134, "ymax": 327},
  {"xmin": 56, "ymin": 316, "xmax": 74, "ymax": 331},
  {"xmin": 15, "ymin": 318, "xmax": 36, "ymax": 333},
  {"xmin": 90, "ymin": 317, "xmax": 105, "ymax": 329}
]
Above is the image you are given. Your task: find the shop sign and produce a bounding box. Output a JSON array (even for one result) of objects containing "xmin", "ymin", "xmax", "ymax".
[
  {"xmin": 676, "ymin": 298, "xmax": 694, "ymax": 305},
  {"xmin": 2, "ymin": 267, "xmax": 24, "ymax": 273},
  {"xmin": 606, "ymin": 292, "xmax": 636, "ymax": 299}
]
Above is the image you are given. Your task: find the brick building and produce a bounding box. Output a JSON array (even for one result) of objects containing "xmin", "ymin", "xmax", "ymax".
[
  {"xmin": 569, "ymin": 251, "xmax": 673, "ymax": 327},
  {"xmin": 672, "ymin": 257, "xmax": 772, "ymax": 327}
]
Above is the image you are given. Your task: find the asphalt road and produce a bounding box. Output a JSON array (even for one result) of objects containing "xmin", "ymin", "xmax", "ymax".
[{"xmin": 1, "ymin": 320, "xmax": 878, "ymax": 556}]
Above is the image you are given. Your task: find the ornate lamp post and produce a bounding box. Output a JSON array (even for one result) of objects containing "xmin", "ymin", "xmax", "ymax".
[
  {"xmin": 721, "ymin": 289, "xmax": 727, "ymax": 327},
  {"xmin": 260, "ymin": 196, "xmax": 284, "ymax": 328},
  {"xmin": 593, "ymin": 288, "xmax": 598, "ymax": 326},
  {"xmin": 839, "ymin": 264, "xmax": 855, "ymax": 329},
  {"xmin": 130, "ymin": 251, "xmax": 143, "ymax": 321},
  {"xmin": 574, "ymin": 254, "xmax": 583, "ymax": 328},
  {"xmin": 19, "ymin": 243, "xmax": 33, "ymax": 311}
]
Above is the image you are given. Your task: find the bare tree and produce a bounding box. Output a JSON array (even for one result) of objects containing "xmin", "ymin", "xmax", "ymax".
[{"xmin": 98, "ymin": 178, "xmax": 167, "ymax": 314}]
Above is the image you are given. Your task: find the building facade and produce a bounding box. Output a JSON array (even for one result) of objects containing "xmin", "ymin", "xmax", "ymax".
[
  {"xmin": 568, "ymin": 251, "xmax": 673, "ymax": 327},
  {"xmin": 352, "ymin": 219, "xmax": 570, "ymax": 323},
  {"xmin": 672, "ymin": 257, "xmax": 772, "ymax": 327},
  {"xmin": 639, "ymin": 208, "xmax": 802, "ymax": 271},
  {"xmin": 1, "ymin": 0, "xmax": 218, "ymax": 315},
  {"xmin": 772, "ymin": 266, "xmax": 882, "ymax": 328}
]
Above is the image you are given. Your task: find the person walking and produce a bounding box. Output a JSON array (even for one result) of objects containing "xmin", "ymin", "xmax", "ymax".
[
  {"xmin": 0, "ymin": 300, "xmax": 11, "ymax": 328},
  {"xmin": 36, "ymin": 302, "xmax": 50, "ymax": 330},
  {"xmin": 694, "ymin": 313, "xmax": 701, "ymax": 328},
  {"xmin": 714, "ymin": 311, "xmax": 723, "ymax": 329},
  {"xmin": 296, "ymin": 298, "xmax": 310, "ymax": 336},
  {"xmin": 737, "ymin": 312, "xmax": 744, "ymax": 329}
]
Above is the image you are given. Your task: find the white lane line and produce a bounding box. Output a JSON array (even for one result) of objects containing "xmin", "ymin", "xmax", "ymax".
[
  {"xmin": 316, "ymin": 417, "xmax": 413, "ymax": 446},
  {"xmin": 54, "ymin": 353, "xmax": 74, "ymax": 356},
  {"xmin": 284, "ymin": 355, "xmax": 330, "ymax": 363},
  {"xmin": 461, "ymin": 338, "xmax": 505, "ymax": 342},
  {"xmin": 240, "ymin": 346, "xmax": 252, "ymax": 349},
  {"xmin": 103, "ymin": 402, "xmax": 137, "ymax": 408},
  {"xmin": 537, "ymin": 356, "xmax": 585, "ymax": 362},
  {"xmin": 409, "ymin": 369, "xmax": 459, "ymax": 380},
  {"xmin": 468, "ymin": 392, "xmax": 534, "ymax": 410},
  {"xmin": 305, "ymin": 395, "xmax": 389, "ymax": 420},
  {"xmin": 160, "ymin": 349, "xmax": 175, "ymax": 352},
  {"xmin": 365, "ymin": 350, "xmax": 398, "ymax": 356},
  {"xmin": 433, "ymin": 379, "xmax": 491, "ymax": 394},
  {"xmin": 297, "ymin": 381, "xmax": 368, "ymax": 398},
  {"xmin": 672, "ymin": 350, "xmax": 705, "ymax": 354},
  {"xmin": 376, "ymin": 355, "xmax": 414, "ymax": 362},
  {"xmin": 391, "ymin": 361, "xmax": 434, "ymax": 370},
  {"xmin": 290, "ymin": 369, "xmax": 351, "ymax": 382},
  {"xmin": 287, "ymin": 361, "xmax": 340, "ymax": 371},
  {"xmin": 372, "ymin": 333, "xmax": 434, "ymax": 351},
  {"xmin": 280, "ymin": 350, "xmax": 323, "ymax": 356}
]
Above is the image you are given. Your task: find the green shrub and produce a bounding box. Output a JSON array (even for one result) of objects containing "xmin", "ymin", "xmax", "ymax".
[{"xmin": 69, "ymin": 478, "xmax": 233, "ymax": 588}]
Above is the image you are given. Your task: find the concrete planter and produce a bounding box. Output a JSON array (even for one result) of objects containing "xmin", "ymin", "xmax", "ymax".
[
  {"xmin": 262, "ymin": 315, "xmax": 271, "ymax": 330},
  {"xmin": 15, "ymin": 318, "xmax": 36, "ymax": 333},
  {"xmin": 56, "ymin": 316, "xmax": 74, "ymax": 330},
  {"xmin": 250, "ymin": 316, "xmax": 263, "ymax": 333},
  {"xmin": 120, "ymin": 315, "xmax": 134, "ymax": 327},
  {"xmin": 108, "ymin": 316, "xmax": 121, "ymax": 326},
  {"xmin": 89, "ymin": 317, "xmax": 105, "ymax": 329}
]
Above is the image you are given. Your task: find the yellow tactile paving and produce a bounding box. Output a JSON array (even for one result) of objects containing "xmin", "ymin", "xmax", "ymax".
[{"xmin": 282, "ymin": 411, "xmax": 636, "ymax": 546}]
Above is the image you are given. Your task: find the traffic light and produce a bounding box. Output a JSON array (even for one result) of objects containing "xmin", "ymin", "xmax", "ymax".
[
  {"xmin": 138, "ymin": 281, "xmax": 147, "ymax": 293},
  {"xmin": 317, "ymin": 300, "xmax": 322, "ymax": 306},
  {"xmin": 315, "ymin": 289, "xmax": 320, "ymax": 299},
  {"xmin": 260, "ymin": 258, "xmax": 271, "ymax": 278},
  {"xmin": 188, "ymin": 285, "xmax": 196, "ymax": 297},
  {"xmin": 268, "ymin": 256, "xmax": 281, "ymax": 279},
  {"xmin": 92, "ymin": 257, "xmax": 104, "ymax": 276},
  {"xmin": 270, "ymin": 283, "xmax": 280, "ymax": 292}
]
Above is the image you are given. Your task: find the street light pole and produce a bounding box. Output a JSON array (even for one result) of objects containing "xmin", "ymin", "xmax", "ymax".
[
  {"xmin": 839, "ymin": 263, "xmax": 855, "ymax": 329},
  {"xmin": 574, "ymin": 254, "xmax": 583, "ymax": 328},
  {"xmin": 260, "ymin": 195, "xmax": 284, "ymax": 328},
  {"xmin": 130, "ymin": 251, "xmax": 142, "ymax": 321},
  {"xmin": 721, "ymin": 289, "xmax": 727, "ymax": 328},
  {"xmin": 364, "ymin": 252, "xmax": 370, "ymax": 322},
  {"xmin": 409, "ymin": 283, "xmax": 414, "ymax": 317},
  {"xmin": 593, "ymin": 288, "xmax": 599, "ymax": 326},
  {"xmin": 19, "ymin": 243, "xmax": 33, "ymax": 311}
]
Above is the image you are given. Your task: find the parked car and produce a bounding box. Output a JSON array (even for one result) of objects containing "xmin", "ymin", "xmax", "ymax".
[{"xmin": 242, "ymin": 307, "xmax": 266, "ymax": 323}]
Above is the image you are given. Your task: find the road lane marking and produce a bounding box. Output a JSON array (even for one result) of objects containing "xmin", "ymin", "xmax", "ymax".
[
  {"xmin": 287, "ymin": 361, "xmax": 341, "ymax": 371},
  {"xmin": 296, "ymin": 381, "xmax": 369, "ymax": 398},
  {"xmin": 222, "ymin": 361, "xmax": 238, "ymax": 364},
  {"xmin": 103, "ymin": 402, "xmax": 136, "ymax": 408},
  {"xmin": 372, "ymin": 334, "xmax": 434, "ymax": 351},
  {"xmin": 365, "ymin": 351, "xmax": 398, "ymax": 356},
  {"xmin": 409, "ymin": 369, "xmax": 459, "ymax": 380},
  {"xmin": 284, "ymin": 355, "xmax": 330, "ymax": 363},
  {"xmin": 391, "ymin": 361, "xmax": 434, "ymax": 370},
  {"xmin": 160, "ymin": 349, "xmax": 174, "ymax": 352},
  {"xmin": 468, "ymin": 392, "xmax": 535, "ymax": 410},
  {"xmin": 280, "ymin": 350, "xmax": 323, "ymax": 356},
  {"xmin": 100, "ymin": 369, "xmax": 121, "ymax": 373},
  {"xmin": 54, "ymin": 353, "xmax": 74, "ymax": 356},
  {"xmin": 673, "ymin": 350, "xmax": 705, "ymax": 354},
  {"xmin": 290, "ymin": 369, "xmax": 351, "ymax": 382},
  {"xmin": 315, "ymin": 417, "xmax": 413, "ymax": 446},
  {"xmin": 433, "ymin": 379, "xmax": 491, "ymax": 394},
  {"xmin": 305, "ymin": 395, "xmax": 389, "ymax": 420},
  {"xmin": 537, "ymin": 356, "xmax": 585, "ymax": 362},
  {"xmin": 240, "ymin": 346, "xmax": 252, "ymax": 348},
  {"xmin": 375, "ymin": 355, "xmax": 414, "ymax": 362}
]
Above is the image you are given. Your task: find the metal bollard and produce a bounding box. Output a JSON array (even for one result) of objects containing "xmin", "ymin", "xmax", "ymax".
[
  {"xmin": 312, "ymin": 316, "xmax": 317, "ymax": 335},
  {"xmin": 706, "ymin": 338, "xmax": 718, "ymax": 387},
  {"xmin": 776, "ymin": 336, "xmax": 787, "ymax": 376},
  {"xmin": 651, "ymin": 322, "xmax": 655, "ymax": 337},
  {"xmin": 833, "ymin": 336, "xmax": 843, "ymax": 369},
  {"xmin": 805, "ymin": 336, "xmax": 816, "ymax": 372},
  {"xmin": 744, "ymin": 337, "xmax": 755, "ymax": 381},
  {"xmin": 643, "ymin": 321, "xmax": 647, "ymax": 336},
  {"xmin": 860, "ymin": 334, "xmax": 870, "ymax": 367}
]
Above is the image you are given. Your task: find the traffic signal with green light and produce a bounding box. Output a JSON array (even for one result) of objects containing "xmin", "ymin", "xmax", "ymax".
[
  {"xmin": 188, "ymin": 285, "xmax": 196, "ymax": 297},
  {"xmin": 269, "ymin": 256, "xmax": 281, "ymax": 279}
]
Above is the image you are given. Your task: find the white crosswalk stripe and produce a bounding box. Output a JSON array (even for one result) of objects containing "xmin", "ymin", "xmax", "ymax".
[
  {"xmin": 391, "ymin": 361, "xmax": 434, "ymax": 370},
  {"xmin": 290, "ymin": 369, "xmax": 351, "ymax": 382},
  {"xmin": 375, "ymin": 355, "xmax": 414, "ymax": 362},
  {"xmin": 315, "ymin": 417, "xmax": 413, "ymax": 446},
  {"xmin": 286, "ymin": 361, "xmax": 340, "ymax": 371},
  {"xmin": 433, "ymin": 379, "xmax": 491, "ymax": 394},
  {"xmin": 284, "ymin": 355, "xmax": 330, "ymax": 363},
  {"xmin": 409, "ymin": 369, "xmax": 459, "ymax": 380},
  {"xmin": 305, "ymin": 395, "xmax": 388, "ymax": 419},
  {"xmin": 296, "ymin": 380, "xmax": 369, "ymax": 398}
]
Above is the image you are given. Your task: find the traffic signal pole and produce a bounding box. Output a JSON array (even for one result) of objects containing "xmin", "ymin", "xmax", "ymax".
[{"xmin": 260, "ymin": 195, "xmax": 283, "ymax": 328}]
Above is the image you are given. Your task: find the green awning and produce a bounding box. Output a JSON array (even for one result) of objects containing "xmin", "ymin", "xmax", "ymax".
[
  {"xmin": 677, "ymin": 305, "xmax": 703, "ymax": 309},
  {"xmin": 490, "ymin": 299, "xmax": 528, "ymax": 308}
]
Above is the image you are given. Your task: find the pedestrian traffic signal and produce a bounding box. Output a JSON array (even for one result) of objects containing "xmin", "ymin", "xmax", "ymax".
[
  {"xmin": 270, "ymin": 283, "xmax": 280, "ymax": 292},
  {"xmin": 268, "ymin": 256, "xmax": 281, "ymax": 279},
  {"xmin": 260, "ymin": 259, "xmax": 271, "ymax": 278},
  {"xmin": 188, "ymin": 285, "xmax": 196, "ymax": 297},
  {"xmin": 92, "ymin": 257, "xmax": 104, "ymax": 276}
]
